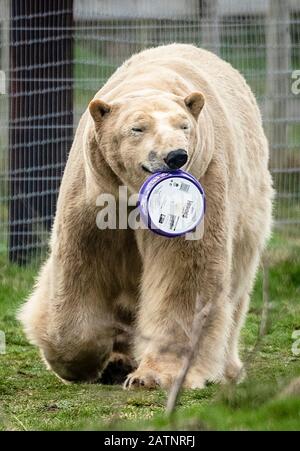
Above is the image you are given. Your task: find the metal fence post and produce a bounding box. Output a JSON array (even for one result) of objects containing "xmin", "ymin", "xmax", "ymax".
[
  {"xmin": 9, "ymin": 0, "xmax": 73, "ymax": 265},
  {"xmin": 200, "ymin": 0, "xmax": 220, "ymax": 55},
  {"xmin": 265, "ymin": 0, "xmax": 291, "ymax": 171}
]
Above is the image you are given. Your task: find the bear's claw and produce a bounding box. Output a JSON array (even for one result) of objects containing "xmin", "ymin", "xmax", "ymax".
[{"xmin": 123, "ymin": 371, "xmax": 160, "ymax": 389}]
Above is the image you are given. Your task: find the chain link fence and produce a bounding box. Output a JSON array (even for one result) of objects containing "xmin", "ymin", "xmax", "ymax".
[{"xmin": 0, "ymin": 0, "xmax": 299, "ymax": 265}]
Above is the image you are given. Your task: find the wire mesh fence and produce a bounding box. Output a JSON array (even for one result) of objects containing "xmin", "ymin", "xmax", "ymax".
[{"xmin": 0, "ymin": 0, "xmax": 299, "ymax": 265}]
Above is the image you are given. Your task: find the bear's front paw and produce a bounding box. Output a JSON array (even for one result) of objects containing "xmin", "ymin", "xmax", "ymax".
[{"xmin": 100, "ymin": 352, "xmax": 137, "ymax": 385}]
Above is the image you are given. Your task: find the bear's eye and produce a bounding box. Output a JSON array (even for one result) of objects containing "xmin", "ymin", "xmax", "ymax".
[
  {"xmin": 181, "ymin": 124, "xmax": 189, "ymax": 130},
  {"xmin": 131, "ymin": 127, "xmax": 144, "ymax": 133}
]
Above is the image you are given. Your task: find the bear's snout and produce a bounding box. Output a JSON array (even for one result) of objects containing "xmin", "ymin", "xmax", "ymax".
[
  {"xmin": 164, "ymin": 149, "xmax": 188, "ymax": 170},
  {"xmin": 142, "ymin": 148, "xmax": 188, "ymax": 173}
]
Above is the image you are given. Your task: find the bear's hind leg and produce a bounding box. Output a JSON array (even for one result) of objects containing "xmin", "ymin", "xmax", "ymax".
[
  {"xmin": 224, "ymin": 241, "xmax": 262, "ymax": 383},
  {"xmin": 100, "ymin": 294, "xmax": 138, "ymax": 384}
]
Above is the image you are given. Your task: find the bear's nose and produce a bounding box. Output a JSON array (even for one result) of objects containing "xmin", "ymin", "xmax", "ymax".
[{"xmin": 164, "ymin": 149, "xmax": 188, "ymax": 170}]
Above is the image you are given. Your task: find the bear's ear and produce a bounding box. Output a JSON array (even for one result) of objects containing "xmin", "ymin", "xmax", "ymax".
[
  {"xmin": 89, "ymin": 99, "xmax": 112, "ymax": 123},
  {"xmin": 184, "ymin": 92, "xmax": 205, "ymax": 120}
]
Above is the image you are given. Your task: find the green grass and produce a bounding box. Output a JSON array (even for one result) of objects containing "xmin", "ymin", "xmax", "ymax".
[{"xmin": 0, "ymin": 233, "xmax": 300, "ymax": 431}]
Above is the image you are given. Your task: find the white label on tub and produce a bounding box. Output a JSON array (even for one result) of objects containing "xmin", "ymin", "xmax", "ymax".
[{"xmin": 147, "ymin": 177, "xmax": 204, "ymax": 235}]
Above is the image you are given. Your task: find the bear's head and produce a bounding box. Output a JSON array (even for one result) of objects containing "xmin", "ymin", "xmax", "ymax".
[{"xmin": 88, "ymin": 92, "xmax": 204, "ymax": 191}]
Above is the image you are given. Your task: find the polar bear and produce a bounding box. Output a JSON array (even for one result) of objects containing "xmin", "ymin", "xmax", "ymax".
[{"xmin": 18, "ymin": 44, "xmax": 273, "ymax": 388}]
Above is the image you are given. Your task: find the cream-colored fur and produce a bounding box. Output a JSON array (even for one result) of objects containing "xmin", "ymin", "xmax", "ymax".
[{"xmin": 18, "ymin": 44, "xmax": 273, "ymax": 388}]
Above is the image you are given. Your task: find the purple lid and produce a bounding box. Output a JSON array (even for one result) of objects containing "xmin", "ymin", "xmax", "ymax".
[{"xmin": 138, "ymin": 170, "xmax": 206, "ymax": 237}]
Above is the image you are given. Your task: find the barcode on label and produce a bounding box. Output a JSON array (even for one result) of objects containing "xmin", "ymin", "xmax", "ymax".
[
  {"xmin": 180, "ymin": 182, "xmax": 190, "ymax": 193},
  {"xmin": 159, "ymin": 213, "xmax": 166, "ymax": 224},
  {"xmin": 168, "ymin": 214, "xmax": 179, "ymax": 230},
  {"xmin": 182, "ymin": 200, "xmax": 193, "ymax": 218}
]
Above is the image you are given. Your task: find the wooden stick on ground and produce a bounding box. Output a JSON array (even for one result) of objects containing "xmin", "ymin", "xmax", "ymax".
[{"xmin": 166, "ymin": 296, "xmax": 212, "ymax": 415}]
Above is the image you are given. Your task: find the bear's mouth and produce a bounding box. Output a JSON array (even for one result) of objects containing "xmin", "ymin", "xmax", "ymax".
[
  {"xmin": 141, "ymin": 164, "xmax": 153, "ymax": 174},
  {"xmin": 141, "ymin": 163, "xmax": 175, "ymax": 174}
]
